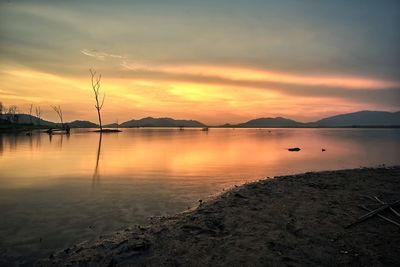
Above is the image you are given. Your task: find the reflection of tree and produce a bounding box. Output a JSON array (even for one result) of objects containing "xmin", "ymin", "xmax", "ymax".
[
  {"xmin": 0, "ymin": 135, "xmax": 3, "ymax": 157},
  {"xmin": 36, "ymin": 133, "xmax": 42, "ymax": 149},
  {"xmin": 92, "ymin": 133, "xmax": 102, "ymax": 189},
  {"xmin": 29, "ymin": 132, "xmax": 33, "ymax": 150},
  {"xmin": 58, "ymin": 134, "xmax": 64, "ymax": 149}
]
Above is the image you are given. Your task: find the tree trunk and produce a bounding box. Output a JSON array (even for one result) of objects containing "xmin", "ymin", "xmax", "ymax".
[{"xmin": 97, "ymin": 108, "xmax": 102, "ymax": 131}]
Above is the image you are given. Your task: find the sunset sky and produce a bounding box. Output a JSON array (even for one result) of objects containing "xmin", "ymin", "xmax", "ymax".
[{"xmin": 0, "ymin": 0, "xmax": 399, "ymax": 125}]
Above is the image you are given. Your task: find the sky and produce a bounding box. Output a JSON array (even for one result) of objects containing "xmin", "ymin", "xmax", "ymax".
[{"xmin": 0, "ymin": 0, "xmax": 399, "ymax": 124}]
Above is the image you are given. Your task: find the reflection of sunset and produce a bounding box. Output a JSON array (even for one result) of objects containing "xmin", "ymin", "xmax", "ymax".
[{"xmin": 2, "ymin": 129, "xmax": 399, "ymax": 188}]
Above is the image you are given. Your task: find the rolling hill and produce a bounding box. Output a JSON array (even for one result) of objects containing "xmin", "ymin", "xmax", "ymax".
[
  {"xmin": 120, "ymin": 117, "xmax": 205, "ymax": 127},
  {"xmin": 313, "ymin": 111, "xmax": 400, "ymax": 127},
  {"xmin": 232, "ymin": 117, "xmax": 305, "ymax": 128}
]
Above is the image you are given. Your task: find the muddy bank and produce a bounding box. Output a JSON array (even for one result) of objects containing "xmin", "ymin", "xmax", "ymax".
[{"xmin": 38, "ymin": 167, "xmax": 400, "ymax": 266}]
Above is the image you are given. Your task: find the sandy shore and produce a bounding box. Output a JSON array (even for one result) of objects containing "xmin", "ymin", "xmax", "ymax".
[{"xmin": 38, "ymin": 167, "xmax": 400, "ymax": 266}]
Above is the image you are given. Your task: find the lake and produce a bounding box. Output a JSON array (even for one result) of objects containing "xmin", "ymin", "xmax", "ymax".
[{"xmin": 0, "ymin": 128, "xmax": 399, "ymax": 265}]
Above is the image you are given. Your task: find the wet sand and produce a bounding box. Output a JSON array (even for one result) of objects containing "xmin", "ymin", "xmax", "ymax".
[{"xmin": 39, "ymin": 167, "xmax": 400, "ymax": 266}]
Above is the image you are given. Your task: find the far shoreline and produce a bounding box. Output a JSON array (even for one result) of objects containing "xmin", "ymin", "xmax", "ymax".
[{"xmin": 1, "ymin": 125, "xmax": 400, "ymax": 134}]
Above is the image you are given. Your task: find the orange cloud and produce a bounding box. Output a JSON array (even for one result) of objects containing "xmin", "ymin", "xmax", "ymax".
[
  {"xmin": 0, "ymin": 64, "xmax": 398, "ymax": 125},
  {"xmin": 122, "ymin": 63, "xmax": 400, "ymax": 90}
]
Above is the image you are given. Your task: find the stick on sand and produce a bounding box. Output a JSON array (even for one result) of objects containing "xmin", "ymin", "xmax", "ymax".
[
  {"xmin": 346, "ymin": 200, "xmax": 400, "ymax": 228},
  {"xmin": 359, "ymin": 205, "xmax": 400, "ymax": 228}
]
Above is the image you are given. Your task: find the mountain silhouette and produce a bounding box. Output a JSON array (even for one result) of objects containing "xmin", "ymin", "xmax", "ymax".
[
  {"xmin": 232, "ymin": 117, "xmax": 305, "ymax": 128},
  {"xmin": 67, "ymin": 120, "xmax": 99, "ymax": 128},
  {"xmin": 0, "ymin": 114, "xmax": 55, "ymax": 126},
  {"xmin": 120, "ymin": 117, "xmax": 205, "ymax": 127},
  {"xmin": 1, "ymin": 111, "xmax": 399, "ymax": 129},
  {"xmin": 313, "ymin": 111, "xmax": 400, "ymax": 127}
]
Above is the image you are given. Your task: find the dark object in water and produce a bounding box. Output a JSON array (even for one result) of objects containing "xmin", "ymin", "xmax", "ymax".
[
  {"xmin": 93, "ymin": 129, "xmax": 122, "ymax": 133},
  {"xmin": 322, "ymin": 148, "xmax": 326, "ymax": 152},
  {"xmin": 288, "ymin": 147, "xmax": 301, "ymax": 152},
  {"xmin": 201, "ymin": 127, "xmax": 209, "ymax": 131},
  {"xmin": 46, "ymin": 128, "xmax": 70, "ymax": 135}
]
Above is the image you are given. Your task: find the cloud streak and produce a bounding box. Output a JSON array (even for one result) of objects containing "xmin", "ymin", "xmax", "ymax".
[
  {"xmin": 121, "ymin": 62, "xmax": 400, "ymax": 90},
  {"xmin": 118, "ymin": 61, "xmax": 400, "ymax": 107},
  {"xmin": 81, "ymin": 49, "xmax": 125, "ymax": 60}
]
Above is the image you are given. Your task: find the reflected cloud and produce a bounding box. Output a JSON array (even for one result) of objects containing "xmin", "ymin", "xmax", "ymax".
[{"xmin": 0, "ymin": 128, "xmax": 399, "ymax": 188}]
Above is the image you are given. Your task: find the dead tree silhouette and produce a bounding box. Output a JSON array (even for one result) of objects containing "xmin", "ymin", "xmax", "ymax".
[
  {"xmin": 52, "ymin": 105, "xmax": 64, "ymax": 128},
  {"xmin": 90, "ymin": 69, "xmax": 105, "ymax": 132},
  {"xmin": 35, "ymin": 106, "xmax": 42, "ymax": 126},
  {"xmin": 29, "ymin": 104, "xmax": 33, "ymax": 125}
]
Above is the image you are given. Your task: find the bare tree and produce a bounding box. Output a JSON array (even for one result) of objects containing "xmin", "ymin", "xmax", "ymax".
[
  {"xmin": 0, "ymin": 102, "xmax": 4, "ymax": 116},
  {"xmin": 52, "ymin": 105, "xmax": 64, "ymax": 128},
  {"xmin": 35, "ymin": 106, "xmax": 42, "ymax": 126},
  {"xmin": 90, "ymin": 69, "xmax": 105, "ymax": 132},
  {"xmin": 29, "ymin": 104, "xmax": 33, "ymax": 125},
  {"xmin": 7, "ymin": 105, "xmax": 18, "ymax": 123}
]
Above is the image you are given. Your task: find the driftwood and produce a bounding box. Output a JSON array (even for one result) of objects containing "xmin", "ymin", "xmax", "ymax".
[
  {"xmin": 346, "ymin": 200, "xmax": 400, "ymax": 228},
  {"xmin": 374, "ymin": 196, "xmax": 400, "ymax": 218},
  {"xmin": 359, "ymin": 205, "xmax": 400, "ymax": 228},
  {"xmin": 363, "ymin": 195, "xmax": 400, "ymax": 218}
]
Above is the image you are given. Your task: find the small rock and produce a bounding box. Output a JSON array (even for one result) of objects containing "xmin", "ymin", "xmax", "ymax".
[
  {"xmin": 234, "ymin": 193, "xmax": 247, "ymax": 199},
  {"xmin": 288, "ymin": 147, "xmax": 301, "ymax": 152}
]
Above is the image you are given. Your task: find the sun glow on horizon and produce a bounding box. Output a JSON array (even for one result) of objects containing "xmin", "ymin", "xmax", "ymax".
[{"xmin": 0, "ymin": 64, "xmax": 398, "ymax": 125}]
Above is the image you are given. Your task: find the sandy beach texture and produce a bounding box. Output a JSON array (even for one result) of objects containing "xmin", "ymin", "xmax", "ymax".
[{"xmin": 38, "ymin": 167, "xmax": 400, "ymax": 267}]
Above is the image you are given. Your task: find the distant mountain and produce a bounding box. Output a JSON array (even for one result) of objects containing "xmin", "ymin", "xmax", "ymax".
[
  {"xmin": 1, "ymin": 111, "xmax": 399, "ymax": 129},
  {"xmin": 120, "ymin": 117, "xmax": 206, "ymax": 127},
  {"xmin": 0, "ymin": 114, "xmax": 55, "ymax": 126},
  {"xmin": 230, "ymin": 117, "xmax": 305, "ymax": 128},
  {"xmin": 314, "ymin": 111, "xmax": 400, "ymax": 127},
  {"xmin": 66, "ymin": 120, "xmax": 98, "ymax": 128},
  {"xmin": 0, "ymin": 114, "xmax": 99, "ymax": 128}
]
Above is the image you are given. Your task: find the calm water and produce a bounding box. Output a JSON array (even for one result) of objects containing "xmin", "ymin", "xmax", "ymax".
[{"xmin": 0, "ymin": 128, "xmax": 399, "ymax": 265}]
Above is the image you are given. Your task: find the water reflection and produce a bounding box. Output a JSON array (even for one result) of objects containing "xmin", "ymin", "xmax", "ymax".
[
  {"xmin": 0, "ymin": 134, "xmax": 3, "ymax": 156},
  {"xmin": 92, "ymin": 133, "xmax": 102, "ymax": 189},
  {"xmin": 0, "ymin": 128, "xmax": 399, "ymax": 186}
]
